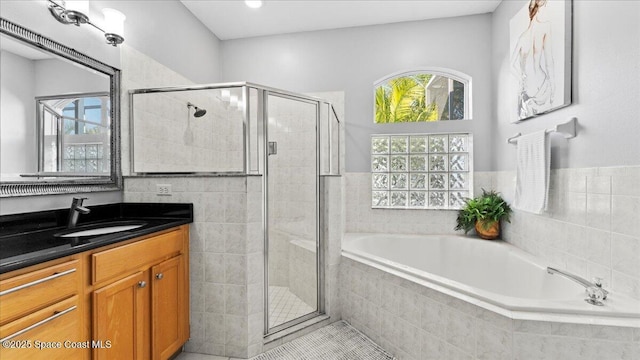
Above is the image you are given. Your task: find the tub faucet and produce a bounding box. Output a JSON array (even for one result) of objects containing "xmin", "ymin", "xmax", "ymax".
[
  {"xmin": 547, "ymin": 267, "xmax": 608, "ymax": 305},
  {"xmin": 67, "ymin": 197, "xmax": 90, "ymax": 228}
]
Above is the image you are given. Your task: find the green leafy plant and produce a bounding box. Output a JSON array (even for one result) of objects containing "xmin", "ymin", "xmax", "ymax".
[
  {"xmin": 455, "ymin": 189, "xmax": 512, "ymax": 234},
  {"xmin": 375, "ymin": 74, "xmax": 438, "ymax": 123}
]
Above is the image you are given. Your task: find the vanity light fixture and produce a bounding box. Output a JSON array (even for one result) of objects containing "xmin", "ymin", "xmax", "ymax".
[
  {"xmin": 48, "ymin": 0, "xmax": 126, "ymax": 47},
  {"xmin": 245, "ymin": 0, "xmax": 263, "ymax": 9},
  {"xmin": 101, "ymin": 8, "xmax": 126, "ymax": 46}
]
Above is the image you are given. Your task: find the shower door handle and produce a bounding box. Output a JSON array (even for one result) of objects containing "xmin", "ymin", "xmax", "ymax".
[{"xmin": 268, "ymin": 141, "xmax": 278, "ymax": 155}]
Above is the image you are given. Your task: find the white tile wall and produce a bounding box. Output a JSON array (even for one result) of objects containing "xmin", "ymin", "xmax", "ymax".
[
  {"xmin": 288, "ymin": 240, "xmax": 317, "ymax": 307},
  {"xmin": 345, "ymin": 172, "xmax": 459, "ymax": 234},
  {"xmin": 489, "ymin": 166, "xmax": 640, "ymax": 301},
  {"xmin": 267, "ymin": 230, "xmax": 290, "ymax": 287},
  {"xmin": 267, "ymin": 95, "xmax": 318, "ymax": 240},
  {"xmin": 342, "ymin": 167, "xmax": 639, "ymax": 358},
  {"xmin": 121, "ymin": 46, "xmax": 346, "ymax": 358},
  {"xmin": 121, "ymin": 46, "xmax": 243, "ymax": 175},
  {"xmin": 265, "ymin": 95, "xmax": 319, "ymax": 323},
  {"xmin": 131, "ymin": 89, "xmax": 244, "ymax": 173},
  {"xmin": 120, "ymin": 45, "xmax": 192, "ymax": 176},
  {"xmin": 345, "ymin": 167, "xmax": 640, "ymax": 300},
  {"xmin": 340, "ymin": 257, "xmax": 640, "ymax": 360},
  {"xmin": 323, "ymin": 175, "xmax": 345, "ymax": 322},
  {"xmin": 122, "ymin": 46, "xmax": 265, "ymax": 358},
  {"xmin": 124, "ymin": 176, "xmax": 264, "ymax": 358}
]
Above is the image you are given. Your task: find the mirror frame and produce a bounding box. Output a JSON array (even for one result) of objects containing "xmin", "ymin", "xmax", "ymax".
[{"xmin": 0, "ymin": 17, "xmax": 121, "ymax": 197}]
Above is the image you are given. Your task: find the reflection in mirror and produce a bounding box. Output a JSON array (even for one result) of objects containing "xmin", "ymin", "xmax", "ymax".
[
  {"xmin": 36, "ymin": 93, "xmax": 110, "ymax": 176},
  {"xmin": 0, "ymin": 18, "xmax": 120, "ymax": 196}
]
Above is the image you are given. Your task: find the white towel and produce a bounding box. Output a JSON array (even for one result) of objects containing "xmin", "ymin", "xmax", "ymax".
[{"xmin": 513, "ymin": 130, "xmax": 550, "ymax": 214}]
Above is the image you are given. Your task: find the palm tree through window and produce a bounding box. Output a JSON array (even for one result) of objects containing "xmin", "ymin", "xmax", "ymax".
[{"xmin": 374, "ymin": 70, "xmax": 470, "ymax": 123}]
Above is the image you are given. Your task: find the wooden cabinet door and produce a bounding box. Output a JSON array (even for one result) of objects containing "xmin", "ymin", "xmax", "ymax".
[
  {"xmin": 151, "ymin": 255, "xmax": 186, "ymax": 360},
  {"xmin": 93, "ymin": 271, "xmax": 149, "ymax": 360}
]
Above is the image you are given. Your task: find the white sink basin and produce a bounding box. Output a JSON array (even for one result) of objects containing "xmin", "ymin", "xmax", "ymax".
[
  {"xmin": 55, "ymin": 221, "xmax": 147, "ymax": 238},
  {"xmin": 58, "ymin": 224, "xmax": 145, "ymax": 237}
]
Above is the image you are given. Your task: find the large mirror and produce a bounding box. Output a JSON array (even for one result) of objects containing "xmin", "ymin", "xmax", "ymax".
[{"xmin": 0, "ymin": 18, "xmax": 121, "ymax": 197}]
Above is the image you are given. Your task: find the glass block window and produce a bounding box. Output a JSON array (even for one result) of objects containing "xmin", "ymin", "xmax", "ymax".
[
  {"xmin": 62, "ymin": 143, "xmax": 108, "ymax": 173},
  {"xmin": 371, "ymin": 133, "xmax": 473, "ymax": 210}
]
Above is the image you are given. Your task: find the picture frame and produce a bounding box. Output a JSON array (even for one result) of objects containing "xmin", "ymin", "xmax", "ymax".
[{"xmin": 509, "ymin": 0, "xmax": 572, "ymax": 122}]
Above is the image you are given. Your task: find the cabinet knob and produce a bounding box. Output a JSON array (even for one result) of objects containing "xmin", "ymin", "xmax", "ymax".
[
  {"xmin": 138, "ymin": 281, "xmax": 146, "ymax": 288},
  {"xmin": 155, "ymin": 273, "xmax": 164, "ymax": 280}
]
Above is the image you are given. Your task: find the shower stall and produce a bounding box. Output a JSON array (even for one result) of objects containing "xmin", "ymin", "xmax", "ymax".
[{"xmin": 129, "ymin": 83, "xmax": 341, "ymax": 340}]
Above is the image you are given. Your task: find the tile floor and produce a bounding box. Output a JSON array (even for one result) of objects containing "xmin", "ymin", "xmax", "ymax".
[
  {"xmin": 174, "ymin": 287, "xmax": 315, "ymax": 360},
  {"xmin": 268, "ymin": 286, "xmax": 314, "ymax": 327},
  {"xmin": 175, "ymin": 353, "xmax": 231, "ymax": 360},
  {"xmin": 174, "ymin": 321, "xmax": 394, "ymax": 360}
]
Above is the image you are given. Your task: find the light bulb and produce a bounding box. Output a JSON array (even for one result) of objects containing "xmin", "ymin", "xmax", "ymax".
[
  {"xmin": 245, "ymin": 0, "xmax": 263, "ymax": 9},
  {"xmin": 102, "ymin": 8, "xmax": 126, "ymax": 36},
  {"xmin": 65, "ymin": 0, "xmax": 89, "ymax": 15}
]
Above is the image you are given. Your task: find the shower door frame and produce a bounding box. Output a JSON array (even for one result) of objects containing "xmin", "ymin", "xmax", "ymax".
[
  {"xmin": 260, "ymin": 88, "xmax": 326, "ymax": 335},
  {"xmin": 128, "ymin": 82, "xmax": 335, "ymax": 336}
]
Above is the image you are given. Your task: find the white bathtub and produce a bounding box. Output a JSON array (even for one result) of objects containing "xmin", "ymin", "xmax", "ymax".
[{"xmin": 342, "ymin": 233, "xmax": 640, "ymax": 327}]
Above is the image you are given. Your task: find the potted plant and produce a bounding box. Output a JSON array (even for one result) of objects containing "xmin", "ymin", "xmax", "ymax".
[{"xmin": 455, "ymin": 189, "xmax": 512, "ymax": 240}]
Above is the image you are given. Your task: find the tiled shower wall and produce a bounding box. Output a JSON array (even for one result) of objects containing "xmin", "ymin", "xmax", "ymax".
[
  {"xmin": 131, "ymin": 89, "xmax": 244, "ymax": 173},
  {"xmin": 125, "ymin": 175, "xmax": 345, "ymax": 358},
  {"xmin": 121, "ymin": 46, "xmax": 346, "ymax": 356},
  {"xmin": 121, "ymin": 47, "xmax": 264, "ymax": 358},
  {"xmin": 288, "ymin": 240, "xmax": 318, "ymax": 306},
  {"xmin": 124, "ymin": 176, "xmax": 264, "ymax": 358},
  {"xmin": 120, "ymin": 46, "xmax": 243, "ymax": 175},
  {"xmin": 120, "ymin": 45, "xmax": 191, "ymax": 176},
  {"xmin": 267, "ymin": 95, "xmax": 318, "ymax": 304},
  {"xmin": 267, "ymin": 95, "xmax": 318, "ymax": 239}
]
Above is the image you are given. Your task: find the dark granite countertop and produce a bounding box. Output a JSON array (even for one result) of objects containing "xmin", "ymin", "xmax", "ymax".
[{"xmin": 0, "ymin": 203, "xmax": 193, "ymax": 274}]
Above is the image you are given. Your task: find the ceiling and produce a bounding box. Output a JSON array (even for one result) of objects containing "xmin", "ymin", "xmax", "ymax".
[
  {"xmin": 180, "ymin": 0, "xmax": 502, "ymax": 40},
  {"xmin": 0, "ymin": 36, "xmax": 52, "ymax": 60}
]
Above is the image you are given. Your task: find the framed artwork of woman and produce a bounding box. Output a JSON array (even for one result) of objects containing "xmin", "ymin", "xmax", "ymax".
[{"xmin": 510, "ymin": 0, "xmax": 572, "ymax": 122}]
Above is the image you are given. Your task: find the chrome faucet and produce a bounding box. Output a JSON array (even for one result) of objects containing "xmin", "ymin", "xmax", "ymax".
[
  {"xmin": 67, "ymin": 197, "xmax": 90, "ymax": 228},
  {"xmin": 547, "ymin": 267, "xmax": 608, "ymax": 305}
]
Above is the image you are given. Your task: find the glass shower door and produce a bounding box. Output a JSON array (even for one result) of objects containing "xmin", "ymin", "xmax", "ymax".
[{"xmin": 265, "ymin": 93, "xmax": 319, "ymax": 332}]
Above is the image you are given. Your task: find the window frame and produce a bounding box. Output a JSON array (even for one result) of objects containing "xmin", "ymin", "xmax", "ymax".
[
  {"xmin": 373, "ymin": 68, "xmax": 473, "ymax": 123},
  {"xmin": 37, "ymin": 93, "xmax": 110, "ymax": 174}
]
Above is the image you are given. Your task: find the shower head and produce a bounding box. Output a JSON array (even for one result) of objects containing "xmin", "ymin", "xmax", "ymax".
[
  {"xmin": 187, "ymin": 102, "xmax": 207, "ymax": 118},
  {"xmin": 193, "ymin": 108, "xmax": 206, "ymax": 117}
]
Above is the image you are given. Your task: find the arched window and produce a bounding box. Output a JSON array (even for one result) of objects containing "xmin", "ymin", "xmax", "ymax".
[{"xmin": 374, "ymin": 69, "xmax": 471, "ymax": 123}]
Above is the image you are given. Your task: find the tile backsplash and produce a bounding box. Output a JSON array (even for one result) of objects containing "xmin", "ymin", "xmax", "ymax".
[
  {"xmin": 345, "ymin": 166, "xmax": 640, "ymax": 300},
  {"xmin": 494, "ymin": 166, "xmax": 640, "ymax": 301}
]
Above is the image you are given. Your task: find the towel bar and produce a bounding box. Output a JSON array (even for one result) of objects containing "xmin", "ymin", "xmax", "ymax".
[{"xmin": 507, "ymin": 117, "xmax": 577, "ymax": 144}]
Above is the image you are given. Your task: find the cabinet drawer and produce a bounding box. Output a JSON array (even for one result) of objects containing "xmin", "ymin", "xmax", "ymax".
[
  {"xmin": 92, "ymin": 229, "xmax": 183, "ymax": 284},
  {"xmin": 0, "ymin": 296, "xmax": 83, "ymax": 360},
  {"xmin": 0, "ymin": 260, "xmax": 79, "ymax": 324}
]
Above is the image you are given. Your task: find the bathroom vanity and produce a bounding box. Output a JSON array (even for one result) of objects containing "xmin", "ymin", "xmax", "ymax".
[{"xmin": 0, "ymin": 203, "xmax": 192, "ymax": 360}]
